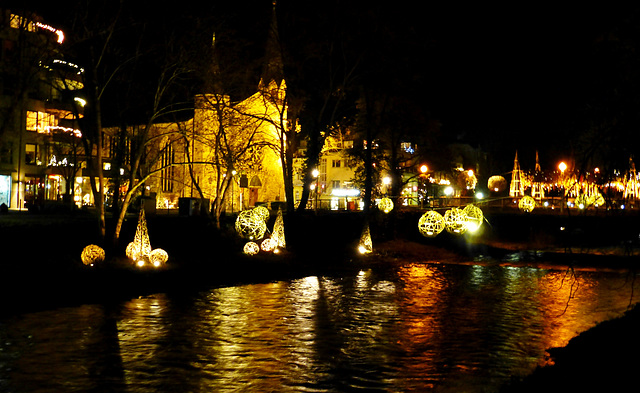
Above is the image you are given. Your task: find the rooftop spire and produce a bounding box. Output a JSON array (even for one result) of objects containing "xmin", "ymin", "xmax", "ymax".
[{"xmin": 259, "ymin": 0, "xmax": 284, "ymax": 88}]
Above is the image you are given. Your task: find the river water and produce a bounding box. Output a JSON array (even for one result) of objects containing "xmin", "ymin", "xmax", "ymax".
[{"xmin": 0, "ymin": 261, "xmax": 637, "ymax": 392}]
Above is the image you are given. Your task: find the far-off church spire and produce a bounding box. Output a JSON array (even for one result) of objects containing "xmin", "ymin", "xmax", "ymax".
[{"xmin": 259, "ymin": 0, "xmax": 284, "ymax": 89}]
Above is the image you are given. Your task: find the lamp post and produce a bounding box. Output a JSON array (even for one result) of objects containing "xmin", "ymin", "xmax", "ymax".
[
  {"xmin": 420, "ymin": 164, "xmax": 428, "ymax": 208},
  {"xmin": 230, "ymin": 170, "xmax": 237, "ymax": 213},
  {"xmin": 312, "ymin": 168, "xmax": 319, "ymax": 212},
  {"xmin": 559, "ymin": 162, "xmax": 566, "ymax": 211}
]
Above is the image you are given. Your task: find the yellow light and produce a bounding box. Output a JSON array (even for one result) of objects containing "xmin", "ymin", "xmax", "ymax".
[
  {"xmin": 518, "ymin": 196, "xmax": 536, "ymax": 212},
  {"xmin": 358, "ymin": 223, "xmax": 373, "ymax": 254},
  {"xmin": 378, "ymin": 197, "xmax": 394, "ymax": 214},
  {"xmin": 420, "ymin": 164, "xmax": 428, "ymax": 173},
  {"xmin": 444, "ymin": 208, "xmax": 467, "ymax": 234},
  {"xmin": 81, "ymin": 245, "xmax": 105, "ymax": 266},
  {"xmin": 243, "ymin": 241, "xmax": 260, "ymax": 255},
  {"xmin": 559, "ymin": 162, "xmax": 567, "ymax": 172},
  {"xmin": 418, "ymin": 210, "xmax": 445, "ymax": 237},
  {"xmin": 312, "ymin": 169, "xmax": 319, "ymax": 178}
]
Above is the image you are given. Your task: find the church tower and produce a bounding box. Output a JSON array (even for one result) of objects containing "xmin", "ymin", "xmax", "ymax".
[
  {"xmin": 509, "ymin": 151, "xmax": 524, "ymax": 197},
  {"xmin": 531, "ymin": 151, "xmax": 545, "ymax": 199}
]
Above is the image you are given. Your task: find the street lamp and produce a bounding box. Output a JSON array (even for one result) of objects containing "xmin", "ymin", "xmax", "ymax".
[{"xmin": 558, "ymin": 162, "xmax": 567, "ymax": 211}]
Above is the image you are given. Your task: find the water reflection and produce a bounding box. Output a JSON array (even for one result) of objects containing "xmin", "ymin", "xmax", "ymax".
[{"xmin": 0, "ymin": 263, "xmax": 638, "ymax": 392}]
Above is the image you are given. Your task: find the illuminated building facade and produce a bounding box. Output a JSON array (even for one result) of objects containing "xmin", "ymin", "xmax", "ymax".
[
  {"xmin": 293, "ymin": 133, "xmax": 361, "ymax": 210},
  {"xmin": 0, "ymin": 9, "xmax": 84, "ymax": 210}
]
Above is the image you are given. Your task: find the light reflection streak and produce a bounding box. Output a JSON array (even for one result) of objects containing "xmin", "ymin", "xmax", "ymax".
[{"xmin": 1, "ymin": 264, "xmax": 638, "ymax": 392}]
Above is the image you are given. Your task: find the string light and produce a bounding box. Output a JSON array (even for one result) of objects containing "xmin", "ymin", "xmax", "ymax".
[
  {"xmin": 378, "ymin": 197, "xmax": 394, "ymax": 214},
  {"xmin": 81, "ymin": 245, "xmax": 105, "ymax": 266},
  {"xmin": 418, "ymin": 210, "xmax": 445, "ymax": 237},
  {"xmin": 518, "ymin": 196, "xmax": 536, "ymax": 213},
  {"xmin": 358, "ymin": 222, "xmax": 373, "ymax": 254}
]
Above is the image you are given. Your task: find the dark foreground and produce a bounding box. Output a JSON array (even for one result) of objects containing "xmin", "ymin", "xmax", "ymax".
[{"xmin": 2, "ymin": 208, "xmax": 640, "ymax": 391}]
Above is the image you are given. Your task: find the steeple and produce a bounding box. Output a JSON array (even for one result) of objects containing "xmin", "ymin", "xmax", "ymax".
[
  {"xmin": 509, "ymin": 151, "xmax": 524, "ymax": 197},
  {"xmin": 259, "ymin": 0, "xmax": 284, "ymax": 89}
]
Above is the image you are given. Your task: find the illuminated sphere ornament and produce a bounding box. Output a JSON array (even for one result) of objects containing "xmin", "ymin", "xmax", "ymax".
[
  {"xmin": 243, "ymin": 241, "xmax": 260, "ymax": 255},
  {"xmin": 260, "ymin": 238, "xmax": 277, "ymax": 252},
  {"xmin": 462, "ymin": 204, "xmax": 484, "ymax": 232},
  {"xmin": 488, "ymin": 176, "xmax": 507, "ymax": 193},
  {"xmin": 444, "ymin": 208, "xmax": 467, "ymax": 234},
  {"xmin": 378, "ymin": 197, "xmax": 394, "ymax": 214},
  {"xmin": 518, "ymin": 195, "xmax": 536, "ymax": 213},
  {"xmin": 252, "ymin": 205, "xmax": 270, "ymax": 222},
  {"xmin": 81, "ymin": 245, "xmax": 105, "ymax": 266},
  {"xmin": 236, "ymin": 209, "xmax": 267, "ymax": 240},
  {"xmin": 418, "ymin": 210, "xmax": 445, "ymax": 237},
  {"xmin": 149, "ymin": 248, "xmax": 169, "ymax": 267}
]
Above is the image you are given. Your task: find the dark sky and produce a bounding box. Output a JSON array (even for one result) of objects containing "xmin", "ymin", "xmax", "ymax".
[{"xmin": 21, "ymin": 1, "xmax": 640, "ymax": 172}]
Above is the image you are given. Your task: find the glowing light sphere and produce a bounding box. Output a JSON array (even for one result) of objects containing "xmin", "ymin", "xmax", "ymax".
[
  {"xmin": 81, "ymin": 244, "xmax": 105, "ymax": 266},
  {"xmin": 149, "ymin": 248, "xmax": 169, "ymax": 267},
  {"xmin": 378, "ymin": 197, "xmax": 394, "ymax": 214},
  {"xmin": 444, "ymin": 208, "xmax": 467, "ymax": 234},
  {"xmin": 252, "ymin": 205, "xmax": 270, "ymax": 221},
  {"xmin": 462, "ymin": 204, "xmax": 484, "ymax": 232},
  {"xmin": 243, "ymin": 241, "xmax": 260, "ymax": 255},
  {"xmin": 518, "ymin": 195, "xmax": 536, "ymax": 212},
  {"xmin": 418, "ymin": 210, "xmax": 445, "ymax": 237},
  {"xmin": 236, "ymin": 209, "xmax": 267, "ymax": 240},
  {"xmin": 358, "ymin": 223, "xmax": 373, "ymax": 254},
  {"xmin": 488, "ymin": 176, "xmax": 507, "ymax": 192},
  {"xmin": 261, "ymin": 238, "xmax": 277, "ymax": 252}
]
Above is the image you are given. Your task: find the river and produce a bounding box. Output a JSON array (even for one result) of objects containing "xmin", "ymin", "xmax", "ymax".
[{"xmin": 0, "ymin": 261, "xmax": 637, "ymax": 392}]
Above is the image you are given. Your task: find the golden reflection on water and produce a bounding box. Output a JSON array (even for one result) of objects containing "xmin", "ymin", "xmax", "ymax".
[{"xmin": 1, "ymin": 263, "xmax": 638, "ymax": 393}]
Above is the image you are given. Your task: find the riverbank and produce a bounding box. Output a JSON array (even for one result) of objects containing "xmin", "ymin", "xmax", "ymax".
[
  {"xmin": 500, "ymin": 302, "xmax": 640, "ymax": 392},
  {"xmin": 2, "ymin": 208, "xmax": 640, "ymax": 392}
]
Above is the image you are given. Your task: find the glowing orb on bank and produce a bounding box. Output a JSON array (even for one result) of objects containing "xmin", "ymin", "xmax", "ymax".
[
  {"xmin": 444, "ymin": 208, "xmax": 467, "ymax": 234},
  {"xmin": 260, "ymin": 238, "xmax": 277, "ymax": 252},
  {"xmin": 81, "ymin": 244, "xmax": 105, "ymax": 266},
  {"xmin": 149, "ymin": 248, "xmax": 169, "ymax": 267},
  {"xmin": 462, "ymin": 204, "xmax": 484, "ymax": 232},
  {"xmin": 518, "ymin": 196, "xmax": 536, "ymax": 212},
  {"xmin": 418, "ymin": 210, "xmax": 445, "ymax": 237},
  {"xmin": 252, "ymin": 205, "xmax": 270, "ymax": 221},
  {"xmin": 243, "ymin": 241, "xmax": 260, "ymax": 255},
  {"xmin": 236, "ymin": 209, "xmax": 267, "ymax": 240},
  {"xmin": 378, "ymin": 197, "xmax": 394, "ymax": 214}
]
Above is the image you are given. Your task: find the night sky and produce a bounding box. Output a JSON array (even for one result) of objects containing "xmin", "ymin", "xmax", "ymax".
[{"xmin": 22, "ymin": 1, "xmax": 640, "ymax": 173}]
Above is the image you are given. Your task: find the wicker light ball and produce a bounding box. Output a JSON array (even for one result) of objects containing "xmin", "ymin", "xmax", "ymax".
[
  {"xmin": 418, "ymin": 210, "xmax": 445, "ymax": 237},
  {"xmin": 462, "ymin": 204, "xmax": 484, "ymax": 232},
  {"xmin": 243, "ymin": 241, "xmax": 260, "ymax": 255},
  {"xmin": 149, "ymin": 248, "xmax": 169, "ymax": 267},
  {"xmin": 252, "ymin": 205, "xmax": 270, "ymax": 221},
  {"xmin": 260, "ymin": 238, "xmax": 277, "ymax": 252},
  {"xmin": 378, "ymin": 197, "xmax": 394, "ymax": 214},
  {"xmin": 444, "ymin": 208, "xmax": 467, "ymax": 234},
  {"xmin": 518, "ymin": 195, "xmax": 536, "ymax": 212},
  {"xmin": 81, "ymin": 244, "xmax": 105, "ymax": 266},
  {"xmin": 125, "ymin": 241, "xmax": 140, "ymax": 261},
  {"xmin": 236, "ymin": 209, "xmax": 267, "ymax": 240}
]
